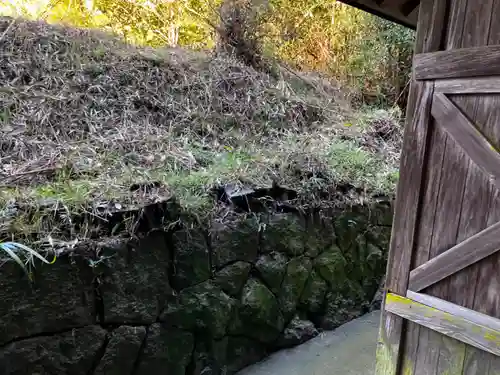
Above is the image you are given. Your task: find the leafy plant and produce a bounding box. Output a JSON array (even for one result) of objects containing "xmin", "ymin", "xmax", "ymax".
[{"xmin": 0, "ymin": 241, "xmax": 57, "ymax": 281}]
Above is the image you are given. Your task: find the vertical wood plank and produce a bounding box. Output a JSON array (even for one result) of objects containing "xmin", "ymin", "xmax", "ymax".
[
  {"xmin": 411, "ymin": 0, "xmax": 470, "ymax": 374},
  {"xmin": 456, "ymin": 96, "xmax": 496, "ymax": 375},
  {"xmin": 477, "ymin": 0, "xmax": 500, "ymax": 322},
  {"xmin": 444, "ymin": 0, "xmax": 467, "ymax": 50},
  {"xmin": 449, "ymin": 0, "xmax": 494, "ymax": 310},
  {"xmin": 376, "ymin": 0, "xmax": 448, "ymax": 374},
  {"xmin": 488, "ymin": 354, "xmax": 500, "ymax": 374},
  {"xmin": 437, "ymin": 1, "xmax": 495, "ymax": 374},
  {"xmin": 414, "ymin": 0, "xmax": 448, "ymax": 53},
  {"xmin": 415, "ymin": 329, "xmax": 443, "ymax": 375},
  {"xmin": 446, "ymin": 0, "xmax": 495, "ymax": 307},
  {"xmin": 463, "ymin": 346, "xmax": 492, "ymax": 375},
  {"xmin": 436, "ymin": 336, "xmax": 466, "ymax": 375},
  {"xmin": 463, "ymin": 1, "xmax": 500, "ymax": 373},
  {"xmin": 402, "ymin": 122, "xmax": 447, "ymax": 375},
  {"xmin": 418, "ymin": 121, "xmax": 468, "ymax": 372},
  {"xmin": 376, "ymin": 80, "xmax": 435, "ymax": 375},
  {"xmin": 475, "ymin": 189, "xmax": 500, "ymax": 318}
]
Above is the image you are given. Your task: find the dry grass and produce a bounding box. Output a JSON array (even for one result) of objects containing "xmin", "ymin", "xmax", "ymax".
[{"xmin": 0, "ymin": 16, "xmax": 402, "ymax": 242}]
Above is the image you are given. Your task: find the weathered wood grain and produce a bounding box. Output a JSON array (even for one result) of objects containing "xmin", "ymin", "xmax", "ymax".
[
  {"xmin": 385, "ymin": 293, "xmax": 500, "ymax": 356},
  {"xmin": 455, "ymin": 2, "xmax": 500, "ymax": 374},
  {"xmin": 488, "ymin": 354, "xmax": 500, "ymax": 374},
  {"xmin": 466, "ymin": 4, "xmax": 500, "ymax": 371},
  {"xmin": 411, "ymin": 3, "xmax": 486, "ymax": 375},
  {"xmin": 407, "ymin": 291, "xmax": 500, "ymax": 332},
  {"xmin": 436, "ymin": 336, "xmax": 466, "ymax": 375},
  {"xmin": 415, "ymin": 45, "xmax": 500, "ymax": 80},
  {"xmin": 475, "ymin": 191, "xmax": 500, "ymax": 318},
  {"xmin": 419, "ymin": 108, "xmax": 469, "ymax": 374},
  {"xmin": 431, "ymin": 93, "xmax": 500, "ymax": 190},
  {"xmin": 380, "ymin": 0, "xmax": 500, "ymax": 374},
  {"xmin": 445, "ymin": 0, "xmax": 496, "ymax": 311},
  {"xmin": 409, "ymin": 2, "xmax": 471, "ymax": 374},
  {"xmin": 402, "ymin": 106, "xmax": 447, "ymax": 375},
  {"xmin": 435, "ymin": 78, "xmax": 500, "ymax": 93},
  {"xmin": 413, "ymin": 0, "xmax": 447, "ymax": 53},
  {"xmin": 408, "ymin": 220, "xmax": 500, "ymax": 292},
  {"xmin": 450, "ymin": 97, "xmax": 494, "ymax": 375},
  {"xmin": 375, "ymin": 1, "xmax": 447, "ymax": 374},
  {"xmin": 410, "ymin": 327, "xmax": 442, "ymax": 375},
  {"xmin": 439, "ymin": 2, "xmax": 496, "ymax": 373},
  {"xmin": 473, "ymin": 0, "xmax": 500, "ymax": 323},
  {"xmin": 417, "ymin": 11, "xmax": 473, "ymax": 365},
  {"xmin": 463, "ymin": 347, "xmax": 492, "ymax": 375},
  {"xmin": 375, "ymin": 80, "xmax": 435, "ymax": 375},
  {"xmin": 444, "ymin": 0, "xmax": 468, "ymax": 50}
]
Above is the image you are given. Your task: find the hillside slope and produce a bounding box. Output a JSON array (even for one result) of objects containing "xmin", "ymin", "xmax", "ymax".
[{"xmin": 0, "ymin": 16, "xmax": 401, "ymax": 240}]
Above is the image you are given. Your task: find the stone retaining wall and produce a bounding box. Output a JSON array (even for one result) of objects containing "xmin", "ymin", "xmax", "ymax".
[{"xmin": 0, "ymin": 202, "xmax": 392, "ymax": 375}]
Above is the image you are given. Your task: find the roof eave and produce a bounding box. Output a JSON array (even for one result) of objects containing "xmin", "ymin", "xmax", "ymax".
[{"xmin": 339, "ymin": 0, "xmax": 417, "ymax": 30}]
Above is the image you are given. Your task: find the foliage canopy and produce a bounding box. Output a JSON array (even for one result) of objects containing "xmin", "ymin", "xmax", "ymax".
[{"xmin": 1, "ymin": 0, "xmax": 414, "ymax": 105}]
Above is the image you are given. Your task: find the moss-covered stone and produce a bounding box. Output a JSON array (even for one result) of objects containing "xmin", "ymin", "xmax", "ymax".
[
  {"xmin": 136, "ymin": 324, "xmax": 194, "ymax": 375},
  {"xmin": 0, "ymin": 249, "xmax": 95, "ymax": 346},
  {"xmin": 255, "ymin": 251, "xmax": 288, "ymax": 294},
  {"xmin": 162, "ymin": 281, "xmax": 235, "ymax": 338},
  {"xmin": 300, "ymin": 270, "xmax": 328, "ymax": 313},
  {"xmin": 0, "ymin": 326, "xmax": 107, "ymax": 375},
  {"xmin": 172, "ymin": 228, "xmax": 211, "ymax": 290},
  {"xmin": 365, "ymin": 225, "xmax": 392, "ymax": 253},
  {"xmin": 304, "ymin": 214, "xmax": 336, "ymax": 257},
  {"xmin": 313, "ymin": 247, "xmax": 347, "ymax": 286},
  {"xmin": 357, "ymin": 241, "xmax": 386, "ymax": 301},
  {"xmin": 0, "ymin": 200, "xmax": 395, "ymax": 373},
  {"xmin": 214, "ymin": 261, "xmax": 252, "ymax": 296},
  {"xmin": 367, "ymin": 202, "xmax": 394, "ymax": 226},
  {"xmin": 276, "ymin": 316, "xmax": 318, "ymax": 349},
  {"xmin": 97, "ymin": 232, "xmax": 173, "ymax": 324},
  {"xmin": 320, "ymin": 288, "xmax": 368, "ymax": 330},
  {"xmin": 95, "ymin": 325, "xmax": 147, "ymax": 375},
  {"xmin": 191, "ymin": 338, "xmax": 228, "ymax": 375},
  {"xmin": 278, "ymin": 257, "xmax": 312, "ymax": 319},
  {"xmin": 334, "ymin": 211, "xmax": 369, "ymax": 252},
  {"xmin": 211, "ymin": 215, "xmax": 260, "ymax": 268},
  {"xmin": 226, "ymin": 337, "xmax": 266, "ymax": 375},
  {"xmin": 261, "ymin": 214, "xmax": 306, "ymax": 256},
  {"xmin": 230, "ymin": 278, "xmax": 284, "ymax": 343}
]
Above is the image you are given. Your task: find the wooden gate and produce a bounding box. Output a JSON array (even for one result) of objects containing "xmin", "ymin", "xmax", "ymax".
[{"xmin": 377, "ymin": 0, "xmax": 500, "ymax": 374}]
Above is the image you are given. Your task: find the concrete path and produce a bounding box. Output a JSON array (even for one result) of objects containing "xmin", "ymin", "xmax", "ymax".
[{"xmin": 237, "ymin": 311, "xmax": 380, "ymax": 375}]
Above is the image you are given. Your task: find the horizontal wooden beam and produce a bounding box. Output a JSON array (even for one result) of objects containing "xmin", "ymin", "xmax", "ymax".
[
  {"xmin": 431, "ymin": 93, "xmax": 500, "ymax": 190},
  {"xmin": 414, "ymin": 45, "xmax": 500, "ymax": 80},
  {"xmin": 408, "ymin": 219, "xmax": 500, "ymax": 292},
  {"xmin": 385, "ymin": 293, "xmax": 500, "ymax": 356},
  {"xmin": 407, "ymin": 291, "xmax": 500, "ymax": 332},
  {"xmin": 435, "ymin": 78, "xmax": 500, "ymax": 94}
]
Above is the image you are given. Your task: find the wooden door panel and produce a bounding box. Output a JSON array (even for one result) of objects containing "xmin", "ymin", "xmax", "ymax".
[
  {"xmin": 473, "ymin": 253, "xmax": 500, "ymax": 318},
  {"xmin": 432, "ymin": 93, "xmax": 500, "ymax": 187},
  {"xmin": 408, "ymin": 220, "xmax": 500, "ymax": 292},
  {"xmin": 378, "ymin": 1, "xmax": 500, "ymax": 374},
  {"xmin": 383, "ymin": 71, "xmax": 500, "ymax": 366}
]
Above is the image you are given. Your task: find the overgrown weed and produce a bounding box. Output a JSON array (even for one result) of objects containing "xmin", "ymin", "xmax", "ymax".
[{"xmin": 0, "ymin": 16, "xmax": 402, "ymax": 241}]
